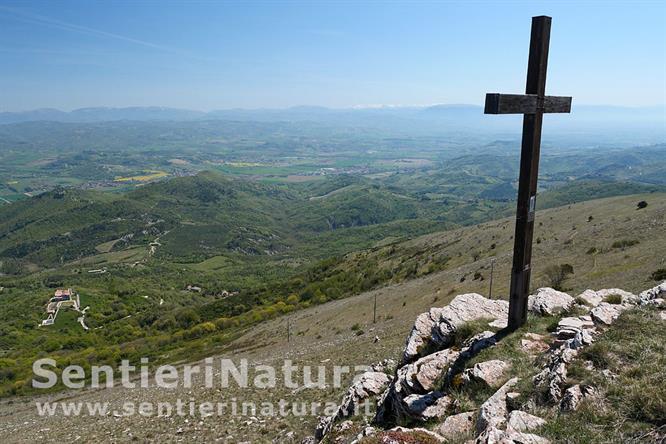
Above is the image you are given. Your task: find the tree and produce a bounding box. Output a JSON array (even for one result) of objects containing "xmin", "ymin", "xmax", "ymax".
[
  {"xmin": 544, "ymin": 264, "xmax": 574, "ymax": 291},
  {"xmin": 175, "ymin": 308, "xmax": 200, "ymax": 328}
]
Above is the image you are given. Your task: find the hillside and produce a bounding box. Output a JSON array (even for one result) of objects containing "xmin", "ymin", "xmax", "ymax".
[
  {"xmin": 0, "ymin": 171, "xmax": 446, "ymax": 270},
  {"xmin": 0, "ymin": 193, "xmax": 664, "ymax": 442}
]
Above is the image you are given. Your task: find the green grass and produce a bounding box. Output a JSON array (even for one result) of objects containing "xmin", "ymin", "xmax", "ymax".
[{"xmin": 542, "ymin": 308, "xmax": 666, "ymax": 442}]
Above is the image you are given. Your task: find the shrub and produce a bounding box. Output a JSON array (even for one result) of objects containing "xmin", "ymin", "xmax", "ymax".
[
  {"xmin": 452, "ymin": 319, "xmax": 493, "ymax": 348},
  {"xmin": 611, "ymin": 239, "xmax": 639, "ymax": 249},
  {"xmin": 175, "ymin": 308, "xmax": 200, "ymax": 328},
  {"xmin": 650, "ymin": 268, "xmax": 666, "ymax": 281},
  {"xmin": 544, "ymin": 263, "xmax": 574, "ymax": 291},
  {"xmin": 603, "ymin": 294, "xmax": 623, "ymax": 305}
]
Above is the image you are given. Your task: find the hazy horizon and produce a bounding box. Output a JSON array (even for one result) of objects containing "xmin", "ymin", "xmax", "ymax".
[{"xmin": 3, "ymin": 103, "xmax": 666, "ymax": 114}]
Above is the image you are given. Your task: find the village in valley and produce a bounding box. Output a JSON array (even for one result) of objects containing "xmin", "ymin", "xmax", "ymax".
[{"xmin": 40, "ymin": 288, "xmax": 89, "ymax": 331}]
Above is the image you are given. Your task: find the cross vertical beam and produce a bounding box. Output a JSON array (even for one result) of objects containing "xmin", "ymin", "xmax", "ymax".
[
  {"xmin": 508, "ymin": 16, "xmax": 551, "ymax": 329},
  {"xmin": 484, "ymin": 16, "xmax": 571, "ymax": 330}
]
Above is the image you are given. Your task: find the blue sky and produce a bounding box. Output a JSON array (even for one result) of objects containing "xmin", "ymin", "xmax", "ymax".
[{"xmin": 1, "ymin": 1, "xmax": 665, "ymax": 111}]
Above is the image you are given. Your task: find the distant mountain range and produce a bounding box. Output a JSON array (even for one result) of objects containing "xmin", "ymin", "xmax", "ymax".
[{"xmin": 1, "ymin": 104, "xmax": 663, "ymax": 124}]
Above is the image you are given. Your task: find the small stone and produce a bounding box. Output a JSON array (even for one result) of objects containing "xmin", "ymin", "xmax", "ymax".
[
  {"xmin": 435, "ymin": 411, "xmax": 475, "ymax": 439},
  {"xmin": 558, "ymin": 316, "xmax": 594, "ymax": 330}
]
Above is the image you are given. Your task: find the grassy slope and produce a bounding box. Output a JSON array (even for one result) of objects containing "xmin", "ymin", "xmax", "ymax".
[{"xmin": 0, "ymin": 193, "xmax": 663, "ymax": 442}]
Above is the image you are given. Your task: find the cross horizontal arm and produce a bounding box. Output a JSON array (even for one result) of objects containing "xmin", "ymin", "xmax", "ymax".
[{"xmin": 484, "ymin": 93, "xmax": 572, "ymax": 115}]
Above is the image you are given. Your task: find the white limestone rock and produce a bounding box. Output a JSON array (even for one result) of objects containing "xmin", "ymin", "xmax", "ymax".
[
  {"xmin": 639, "ymin": 281, "xmax": 666, "ymax": 305},
  {"xmin": 476, "ymin": 377, "xmax": 519, "ymax": 434},
  {"xmin": 555, "ymin": 316, "xmax": 596, "ymax": 341},
  {"xmin": 590, "ymin": 302, "xmax": 627, "ymax": 325},
  {"xmin": 475, "ymin": 427, "xmax": 551, "ymax": 444},
  {"xmin": 528, "ymin": 288, "xmax": 574, "ymax": 316},
  {"xmin": 435, "ymin": 411, "xmax": 475, "ymax": 439},
  {"xmin": 403, "ymin": 309, "xmax": 443, "ymax": 364},
  {"xmin": 402, "ymin": 293, "xmax": 508, "ymax": 363},
  {"xmin": 413, "ymin": 349, "xmax": 460, "ymax": 392},
  {"xmin": 576, "ymin": 289, "xmax": 604, "ymax": 307},
  {"xmin": 578, "ymin": 288, "xmax": 636, "ymax": 307},
  {"xmin": 402, "ymin": 392, "xmax": 453, "ymax": 421},
  {"xmin": 315, "ymin": 370, "xmax": 391, "ymax": 440},
  {"xmin": 462, "ymin": 360, "xmax": 510, "ymax": 388},
  {"xmin": 507, "ymin": 410, "xmax": 546, "ymax": 433}
]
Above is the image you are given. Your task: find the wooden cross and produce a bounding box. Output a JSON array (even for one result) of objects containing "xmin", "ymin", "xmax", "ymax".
[{"xmin": 484, "ymin": 16, "xmax": 572, "ymax": 329}]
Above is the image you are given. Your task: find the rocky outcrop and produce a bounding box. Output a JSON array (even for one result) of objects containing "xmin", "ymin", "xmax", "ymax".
[
  {"xmin": 402, "ymin": 293, "xmax": 509, "ymax": 363},
  {"xmin": 533, "ymin": 320, "xmax": 595, "ymax": 402},
  {"xmin": 312, "ymin": 283, "xmax": 665, "ymax": 443},
  {"xmin": 376, "ymin": 369, "xmax": 453, "ymax": 423},
  {"xmin": 376, "ymin": 330, "xmax": 499, "ymax": 425},
  {"xmin": 639, "ymin": 281, "xmax": 666, "ymax": 306},
  {"xmin": 528, "ymin": 288, "xmax": 574, "ymax": 315}
]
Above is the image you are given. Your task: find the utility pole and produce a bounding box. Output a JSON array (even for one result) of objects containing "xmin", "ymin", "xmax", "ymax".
[
  {"xmin": 373, "ymin": 294, "xmax": 377, "ymax": 324},
  {"xmin": 489, "ymin": 258, "xmax": 495, "ymax": 299}
]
